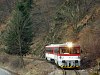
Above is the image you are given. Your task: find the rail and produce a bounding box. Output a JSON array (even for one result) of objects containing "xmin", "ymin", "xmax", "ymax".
[
  {"xmin": 62, "ymin": 70, "xmax": 80, "ymax": 75},
  {"xmin": 74, "ymin": 70, "xmax": 80, "ymax": 75}
]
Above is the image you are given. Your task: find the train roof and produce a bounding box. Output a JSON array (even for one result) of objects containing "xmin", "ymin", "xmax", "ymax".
[
  {"xmin": 45, "ymin": 43, "xmax": 80, "ymax": 47},
  {"xmin": 46, "ymin": 44, "xmax": 66, "ymax": 47}
]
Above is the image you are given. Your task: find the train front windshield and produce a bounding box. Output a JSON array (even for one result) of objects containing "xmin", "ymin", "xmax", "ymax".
[{"xmin": 60, "ymin": 47, "xmax": 80, "ymax": 54}]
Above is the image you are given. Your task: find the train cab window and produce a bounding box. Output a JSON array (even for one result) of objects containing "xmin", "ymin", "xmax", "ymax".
[
  {"xmin": 73, "ymin": 47, "xmax": 80, "ymax": 54},
  {"xmin": 46, "ymin": 48, "xmax": 53, "ymax": 53},
  {"xmin": 60, "ymin": 47, "xmax": 69, "ymax": 54}
]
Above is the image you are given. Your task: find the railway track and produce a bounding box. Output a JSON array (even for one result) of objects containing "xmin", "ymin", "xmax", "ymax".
[
  {"xmin": 24, "ymin": 56, "xmax": 81, "ymax": 75},
  {"xmin": 61, "ymin": 70, "xmax": 80, "ymax": 75},
  {"xmin": 74, "ymin": 70, "xmax": 80, "ymax": 75}
]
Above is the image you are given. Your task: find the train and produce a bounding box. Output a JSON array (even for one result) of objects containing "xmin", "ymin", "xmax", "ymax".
[{"xmin": 45, "ymin": 42, "xmax": 80, "ymax": 68}]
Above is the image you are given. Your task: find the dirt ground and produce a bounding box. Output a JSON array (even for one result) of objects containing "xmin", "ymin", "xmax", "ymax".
[{"xmin": 0, "ymin": 53, "xmax": 56, "ymax": 75}]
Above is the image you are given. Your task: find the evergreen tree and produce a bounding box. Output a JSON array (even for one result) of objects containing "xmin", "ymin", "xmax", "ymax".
[{"xmin": 4, "ymin": 0, "xmax": 33, "ymax": 55}]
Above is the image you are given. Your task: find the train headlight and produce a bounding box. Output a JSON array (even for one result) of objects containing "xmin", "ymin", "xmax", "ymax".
[
  {"xmin": 62, "ymin": 60, "xmax": 66, "ymax": 63},
  {"xmin": 60, "ymin": 56, "xmax": 64, "ymax": 59},
  {"xmin": 78, "ymin": 56, "xmax": 80, "ymax": 59},
  {"xmin": 67, "ymin": 42, "xmax": 73, "ymax": 48}
]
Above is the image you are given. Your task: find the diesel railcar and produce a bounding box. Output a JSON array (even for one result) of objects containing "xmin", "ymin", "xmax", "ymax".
[{"xmin": 45, "ymin": 42, "xmax": 80, "ymax": 68}]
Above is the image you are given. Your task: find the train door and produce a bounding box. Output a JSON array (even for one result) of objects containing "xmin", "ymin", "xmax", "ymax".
[
  {"xmin": 45, "ymin": 47, "xmax": 53, "ymax": 61},
  {"xmin": 54, "ymin": 47, "xmax": 59, "ymax": 64}
]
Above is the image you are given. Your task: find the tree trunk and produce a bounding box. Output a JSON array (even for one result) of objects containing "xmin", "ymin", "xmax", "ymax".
[{"xmin": 18, "ymin": 27, "xmax": 25, "ymax": 68}]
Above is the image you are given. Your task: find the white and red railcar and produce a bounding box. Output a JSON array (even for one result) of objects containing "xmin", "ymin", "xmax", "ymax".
[{"xmin": 45, "ymin": 42, "xmax": 80, "ymax": 68}]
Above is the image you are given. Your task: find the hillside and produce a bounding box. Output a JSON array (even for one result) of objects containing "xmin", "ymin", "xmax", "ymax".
[
  {"xmin": 31, "ymin": 0, "xmax": 100, "ymax": 61},
  {"xmin": 0, "ymin": 0, "xmax": 100, "ymax": 69}
]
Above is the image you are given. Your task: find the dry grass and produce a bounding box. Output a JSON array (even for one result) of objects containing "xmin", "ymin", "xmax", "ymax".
[{"xmin": 89, "ymin": 71, "xmax": 99, "ymax": 75}]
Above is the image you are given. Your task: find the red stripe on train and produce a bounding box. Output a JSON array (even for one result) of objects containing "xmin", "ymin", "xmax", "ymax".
[{"xmin": 57, "ymin": 54, "xmax": 80, "ymax": 56}]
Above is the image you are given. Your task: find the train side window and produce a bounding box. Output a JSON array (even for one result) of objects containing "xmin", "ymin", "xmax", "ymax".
[
  {"xmin": 54, "ymin": 48, "xmax": 59, "ymax": 53},
  {"xmin": 46, "ymin": 48, "xmax": 52, "ymax": 53}
]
